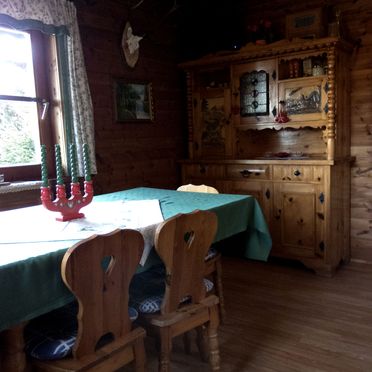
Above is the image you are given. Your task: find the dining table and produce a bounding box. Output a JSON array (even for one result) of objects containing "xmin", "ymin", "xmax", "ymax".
[{"xmin": 0, "ymin": 186, "xmax": 271, "ymax": 369}]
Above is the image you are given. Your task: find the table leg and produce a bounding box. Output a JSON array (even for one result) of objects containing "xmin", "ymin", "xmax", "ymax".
[{"xmin": 0, "ymin": 323, "xmax": 29, "ymax": 372}]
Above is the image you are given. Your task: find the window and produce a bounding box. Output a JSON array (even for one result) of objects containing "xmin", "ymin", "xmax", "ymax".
[{"xmin": 0, "ymin": 26, "xmax": 58, "ymax": 182}]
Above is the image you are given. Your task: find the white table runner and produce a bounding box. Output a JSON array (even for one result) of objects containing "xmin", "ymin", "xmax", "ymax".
[{"xmin": 0, "ymin": 199, "xmax": 164, "ymax": 266}]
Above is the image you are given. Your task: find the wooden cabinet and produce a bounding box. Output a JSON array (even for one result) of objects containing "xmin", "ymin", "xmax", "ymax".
[{"xmin": 179, "ymin": 37, "xmax": 353, "ymax": 276}]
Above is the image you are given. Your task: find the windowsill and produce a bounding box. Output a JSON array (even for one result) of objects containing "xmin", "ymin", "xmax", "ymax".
[{"xmin": 0, "ymin": 180, "xmax": 42, "ymax": 194}]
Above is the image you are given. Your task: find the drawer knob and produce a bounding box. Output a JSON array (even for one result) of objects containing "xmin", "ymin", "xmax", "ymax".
[
  {"xmin": 294, "ymin": 169, "xmax": 301, "ymax": 176},
  {"xmin": 319, "ymin": 241, "xmax": 325, "ymax": 252},
  {"xmin": 265, "ymin": 189, "xmax": 270, "ymax": 199}
]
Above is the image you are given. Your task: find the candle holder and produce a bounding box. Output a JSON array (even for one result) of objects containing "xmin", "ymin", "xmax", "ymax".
[
  {"xmin": 40, "ymin": 143, "xmax": 93, "ymax": 221},
  {"xmin": 41, "ymin": 180, "xmax": 93, "ymax": 221}
]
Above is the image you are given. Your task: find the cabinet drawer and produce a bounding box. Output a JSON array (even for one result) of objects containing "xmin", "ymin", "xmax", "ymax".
[
  {"xmin": 273, "ymin": 166, "xmax": 315, "ymax": 182},
  {"xmin": 226, "ymin": 165, "xmax": 271, "ymax": 180},
  {"xmin": 183, "ymin": 164, "xmax": 225, "ymax": 179}
]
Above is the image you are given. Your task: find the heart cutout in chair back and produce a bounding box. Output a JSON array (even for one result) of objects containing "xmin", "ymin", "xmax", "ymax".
[
  {"xmin": 101, "ymin": 255, "xmax": 116, "ymax": 292},
  {"xmin": 101, "ymin": 255, "xmax": 116, "ymax": 275},
  {"xmin": 184, "ymin": 230, "xmax": 195, "ymax": 248}
]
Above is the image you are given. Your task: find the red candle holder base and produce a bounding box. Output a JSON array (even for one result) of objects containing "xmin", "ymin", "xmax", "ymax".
[
  {"xmin": 55, "ymin": 212, "xmax": 85, "ymax": 222},
  {"xmin": 41, "ymin": 181, "xmax": 93, "ymax": 222}
]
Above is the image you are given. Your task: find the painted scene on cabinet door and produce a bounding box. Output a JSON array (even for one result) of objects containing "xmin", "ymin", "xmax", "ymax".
[
  {"xmin": 284, "ymin": 84, "xmax": 322, "ymax": 115},
  {"xmin": 201, "ymin": 97, "xmax": 226, "ymax": 146}
]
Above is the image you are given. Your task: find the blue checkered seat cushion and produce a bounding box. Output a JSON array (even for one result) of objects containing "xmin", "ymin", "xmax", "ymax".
[
  {"xmin": 205, "ymin": 247, "xmax": 219, "ymax": 261},
  {"xmin": 129, "ymin": 264, "xmax": 214, "ymax": 314},
  {"xmin": 24, "ymin": 301, "xmax": 138, "ymax": 361}
]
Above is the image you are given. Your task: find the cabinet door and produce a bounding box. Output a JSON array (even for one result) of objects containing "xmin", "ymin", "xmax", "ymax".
[
  {"xmin": 232, "ymin": 59, "xmax": 277, "ymax": 127},
  {"xmin": 227, "ymin": 180, "xmax": 272, "ymax": 229},
  {"xmin": 277, "ymin": 76, "xmax": 327, "ymax": 123},
  {"xmin": 193, "ymin": 87, "xmax": 232, "ymax": 158},
  {"xmin": 272, "ymin": 182, "xmax": 325, "ymax": 259}
]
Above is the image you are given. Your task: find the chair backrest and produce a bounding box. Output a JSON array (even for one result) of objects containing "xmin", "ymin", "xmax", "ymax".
[
  {"xmin": 154, "ymin": 210, "xmax": 217, "ymax": 314},
  {"xmin": 61, "ymin": 229, "xmax": 144, "ymax": 359},
  {"xmin": 177, "ymin": 184, "xmax": 219, "ymax": 194}
]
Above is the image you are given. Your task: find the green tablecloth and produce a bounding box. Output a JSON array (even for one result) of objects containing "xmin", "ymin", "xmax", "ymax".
[{"xmin": 0, "ymin": 187, "xmax": 271, "ymax": 331}]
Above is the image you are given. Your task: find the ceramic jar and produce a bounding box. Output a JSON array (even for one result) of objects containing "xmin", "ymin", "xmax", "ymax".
[{"xmin": 312, "ymin": 65, "xmax": 324, "ymax": 76}]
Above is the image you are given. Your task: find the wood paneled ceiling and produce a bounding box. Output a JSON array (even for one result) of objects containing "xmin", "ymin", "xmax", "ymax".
[{"xmin": 73, "ymin": 0, "xmax": 249, "ymax": 60}]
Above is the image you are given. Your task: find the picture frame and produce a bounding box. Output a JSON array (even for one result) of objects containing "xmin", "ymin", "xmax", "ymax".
[
  {"xmin": 286, "ymin": 8, "xmax": 325, "ymax": 40},
  {"xmin": 278, "ymin": 77, "xmax": 327, "ymax": 122},
  {"xmin": 114, "ymin": 80, "xmax": 154, "ymax": 122}
]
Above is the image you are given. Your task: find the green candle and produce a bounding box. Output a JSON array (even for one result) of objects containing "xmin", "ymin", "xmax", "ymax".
[
  {"xmin": 41, "ymin": 145, "xmax": 48, "ymax": 187},
  {"xmin": 83, "ymin": 143, "xmax": 91, "ymax": 181},
  {"xmin": 70, "ymin": 144, "xmax": 78, "ymax": 183},
  {"xmin": 55, "ymin": 144, "xmax": 64, "ymax": 185}
]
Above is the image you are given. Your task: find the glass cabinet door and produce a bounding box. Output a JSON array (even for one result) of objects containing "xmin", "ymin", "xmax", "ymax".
[
  {"xmin": 232, "ymin": 59, "xmax": 277, "ymax": 127},
  {"xmin": 240, "ymin": 70, "xmax": 269, "ymax": 117}
]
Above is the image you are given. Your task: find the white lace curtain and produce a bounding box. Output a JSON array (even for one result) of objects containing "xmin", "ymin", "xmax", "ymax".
[{"xmin": 0, "ymin": 0, "xmax": 97, "ymax": 175}]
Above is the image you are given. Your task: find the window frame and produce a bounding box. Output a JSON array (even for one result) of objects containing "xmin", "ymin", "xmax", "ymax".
[{"xmin": 0, "ymin": 28, "xmax": 58, "ymax": 182}]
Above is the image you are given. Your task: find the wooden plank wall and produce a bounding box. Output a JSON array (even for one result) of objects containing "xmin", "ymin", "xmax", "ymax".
[
  {"xmin": 243, "ymin": 0, "xmax": 372, "ymax": 262},
  {"xmin": 75, "ymin": 0, "xmax": 186, "ymax": 195}
]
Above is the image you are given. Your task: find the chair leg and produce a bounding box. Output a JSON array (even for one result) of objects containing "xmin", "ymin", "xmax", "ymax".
[
  {"xmin": 183, "ymin": 332, "xmax": 192, "ymax": 354},
  {"xmin": 154, "ymin": 334, "xmax": 161, "ymax": 353},
  {"xmin": 207, "ymin": 306, "xmax": 220, "ymax": 371},
  {"xmin": 133, "ymin": 337, "xmax": 146, "ymax": 372},
  {"xmin": 159, "ymin": 328, "xmax": 172, "ymax": 372},
  {"xmin": 215, "ymin": 259, "xmax": 226, "ymax": 322},
  {"xmin": 0, "ymin": 324, "xmax": 27, "ymax": 372},
  {"xmin": 196, "ymin": 326, "xmax": 209, "ymax": 362}
]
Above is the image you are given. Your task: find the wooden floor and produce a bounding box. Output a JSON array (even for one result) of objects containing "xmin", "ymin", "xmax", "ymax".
[{"xmin": 122, "ymin": 256, "xmax": 372, "ymax": 372}]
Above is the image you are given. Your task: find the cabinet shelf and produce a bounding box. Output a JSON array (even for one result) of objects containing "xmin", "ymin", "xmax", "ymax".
[
  {"xmin": 235, "ymin": 120, "xmax": 327, "ymax": 131},
  {"xmin": 277, "ymin": 74, "xmax": 327, "ymax": 83},
  {"xmin": 180, "ymin": 157, "xmax": 335, "ymax": 166}
]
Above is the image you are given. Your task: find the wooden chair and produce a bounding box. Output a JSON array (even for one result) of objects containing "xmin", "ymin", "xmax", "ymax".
[
  {"xmin": 136, "ymin": 210, "xmax": 220, "ymax": 372},
  {"xmin": 177, "ymin": 184, "xmax": 225, "ymax": 321},
  {"xmin": 177, "ymin": 183, "xmax": 219, "ymax": 194},
  {"xmin": 28, "ymin": 229, "xmax": 146, "ymax": 372}
]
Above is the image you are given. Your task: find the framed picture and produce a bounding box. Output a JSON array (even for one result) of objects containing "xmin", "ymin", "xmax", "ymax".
[
  {"xmin": 286, "ymin": 8, "xmax": 325, "ymax": 40},
  {"xmin": 114, "ymin": 80, "xmax": 154, "ymax": 122},
  {"xmin": 278, "ymin": 77, "xmax": 327, "ymax": 122}
]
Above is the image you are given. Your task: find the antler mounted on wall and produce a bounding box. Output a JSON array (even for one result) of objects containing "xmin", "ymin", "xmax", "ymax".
[
  {"xmin": 121, "ymin": 0, "xmax": 180, "ymax": 67},
  {"xmin": 122, "ymin": 21, "xmax": 143, "ymax": 68}
]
